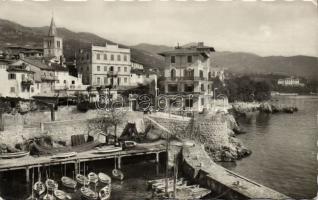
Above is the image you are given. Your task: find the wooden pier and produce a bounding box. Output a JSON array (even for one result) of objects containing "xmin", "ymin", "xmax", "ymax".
[{"xmin": 0, "ymin": 144, "xmax": 166, "ymax": 182}]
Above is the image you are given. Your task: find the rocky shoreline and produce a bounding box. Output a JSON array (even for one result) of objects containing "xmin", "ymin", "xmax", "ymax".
[{"xmin": 232, "ymin": 101, "xmax": 298, "ymax": 116}]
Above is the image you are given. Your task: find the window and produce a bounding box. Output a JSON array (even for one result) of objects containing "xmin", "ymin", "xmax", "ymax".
[
  {"xmin": 31, "ymin": 87, "xmax": 34, "ymax": 93},
  {"xmin": 10, "ymin": 87, "xmax": 15, "ymax": 93},
  {"xmin": 201, "ymin": 84, "xmax": 205, "ymax": 92},
  {"xmin": 72, "ymin": 80, "xmax": 75, "ymax": 84},
  {"xmin": 64, "ymin": 80, "xmax": 67, "ymax": 84},
  {"xmin": 111, "ymin": 55, "xmax": 114, "ymax": 61},
  {"xmin": 124, "ymin": 55, "xmax": 127, "ymax": 61},
  {"xmin": 110, "ymin": 66, "xmax": 114, "ymax": 72},
  {"xmin": 104, "ymin": 54, "xmax": 107, "ymax": 60},
  {"xmin": 124, "ymin": 77, "xmax": 127, "ymax": 83},
  {"xmin": 21, "ymin": 74, "xmax": 25, "ymax": 80},
  {"xmin": 104, "ymin": 77, "xmax": 108, "ymax": 85},
  {"xmin": 97, "ymin": 77, "xmax": 101, "ymax": 85},
  {"xmin": 97, "ymin": 66, "xmax": 100, "ymax": 71},
  {"xmin": 118, "ymin": 67, "xmax": 121, "ymax": 72},
  {"xmin": 57, "ymin": 41, "xmax": 60, "ymax": 48},
  {"xmin": 187, "ymin": 56, "xmax": 192, "ymax": 63},
  {"xmin": 170, "ymin": 69, "xmax": 176, "ymax": 80},
  {"xmin": 8, "ymin": 73, "xmax": 16, "ymax": 80},
  {"xmin": 37, "ymin": 83, "xmax": 40, "ymax": 89},
  {"xmin": 87, "ymin": 54, "xmax": 89, "ymax": 60},
  {"xmin": 118, "ymin": 77, "xmax": 121, "ymax": 85},
  {"xmin": 87, "ymin": 66, "xmax": 89, "ymax": 71},
  {"xmin": 199, "ymin": 70, "xmax": 204, "ymax": 79},
  {"xmin": 201, "ymin": 98, "xmax": 204, "ymax": 105},
  {"xmin": 97, "ymin": 53, "xmax": 100, "ymax": 60},
  {"xmin": 104, "ymin": 66, "xmax": 107, "ymax": 71},
  {"xmin": 124, "ymin": 67, "xmax": 127, "ymax": 72},
  {"xmin": 171, "ymin": 56, "xmax": 175, "ymax": 63},
  {"xmin": 117, "ymin": 55, "xmax": 121, "ymax": 61}
]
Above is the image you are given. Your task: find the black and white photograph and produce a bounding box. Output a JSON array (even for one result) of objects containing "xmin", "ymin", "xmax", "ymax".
[{"xmin": 0, "ymin": 0, "xmax": 317, "ymax": 199}]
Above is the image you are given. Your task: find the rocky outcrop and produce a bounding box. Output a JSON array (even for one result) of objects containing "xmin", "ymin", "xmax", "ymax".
[
  {"xmin": 146, "ymin": 112, "xmax": 251, "ymax": 162},
  {"xmin": 259, "ymin": 102, "xmax": 298, "ymax": 114}
]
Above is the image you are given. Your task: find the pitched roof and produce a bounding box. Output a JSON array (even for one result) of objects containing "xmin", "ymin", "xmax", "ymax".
[
  {"xmin": 48, "ymin": 17, "xmax": 57, "ymax": 36},
  {"xmin": 21, "ymin": 58, "xmax": 68, "ymax": 71}
]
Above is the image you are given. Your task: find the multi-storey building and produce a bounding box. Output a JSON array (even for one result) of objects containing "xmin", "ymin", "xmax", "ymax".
[
  {"xmin": 159, "ymin": 42, "xmax": 217, "ymax": 110},
  {"xmin": 0, "ymin": 60, "xmax": 40, "ymax": 99},
  {"xmin": 76, "ymin": 43, "xmax": 131, "ymax": 87},
  {"xmin": 278, "ymin": 77, "xmax": 304, "ymax": 87}
]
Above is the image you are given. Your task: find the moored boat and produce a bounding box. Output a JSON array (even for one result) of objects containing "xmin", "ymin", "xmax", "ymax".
[
  {"xmin": 80, "ymin": 186, "xmax": 98, "ymax": 200},
  {"xmin": 98, "ymin": 173, "xmax": 111, "ymax": 185},
  {"xmin": 0, "ymin": 151, "xmax": 29, "ymax": 159},
  {"xmin": 99, "ymin": 185, "xmax": 111, "ymax": 200},
  {"xmin": 54, "ymin": 189, "xmax": 66, "ymax": 200},
  {"xmin": 45, "ymin": 179, "xmax": 58, "ymax": 191},
  {"xmin": 111, "ymin": 169, "xmax": 124, "ymax": 181},
  {"xmin": 76, "ymin": 174, "xmax": 89, "ymax": 185},
  {"xmin": 61, "ymin": 176, "xmax": 77, "ymax": 189},
  {"xmin": 51, "ymin": 152, "xmax": 77, "ymax": 160},
  {"xmin": 33, "ymin": 180, "xmax": 46, "ymax": 196},
  {"xmin": 43, "ymin": 194, "xmax": 56, "ymax": 200},
  {"xmin": 122, "ymin": 141, "xmax": 137, "ymax": 149},
  {"xmin": 93, "ymin": 146, "xmax": 122, "ymax": 154},
  {"xmin": 87, "ymin": 172, "xmax": 98, "ymax": 184}
]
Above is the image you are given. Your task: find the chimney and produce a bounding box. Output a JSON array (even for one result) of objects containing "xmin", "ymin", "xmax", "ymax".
[{"xmin": 198, "ymin": 42, "xmax": 204, "ymax": 47}]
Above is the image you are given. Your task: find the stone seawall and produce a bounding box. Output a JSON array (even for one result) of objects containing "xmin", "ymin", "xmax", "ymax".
[
  {"xmin": 182, "ymin": 142, "xmax": 291, "ymax": 199},
  {"xmin": 145, "ymin": 112, "xmax": 251, "ymax": 161}
]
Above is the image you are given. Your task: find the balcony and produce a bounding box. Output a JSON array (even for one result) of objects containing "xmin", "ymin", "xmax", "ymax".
[
  {"xmin": 41, "ymin": 75, "xmax": 58, "ymax": 81},
  {"xmin": 21, "ymin": 77, "xmax": 34, "ymax": 85},
  {"xmin": 164, "ymin": 76, "xmax": 207, "ymax": 82},
  {"xmin": 107, "ymin": 71, "xmax": 118, "ymax": 77}
]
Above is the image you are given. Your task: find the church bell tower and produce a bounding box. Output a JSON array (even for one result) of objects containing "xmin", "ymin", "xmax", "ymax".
[{"xmin": 43, "ymin": 16, "xmax": 63, "ymax": 61}]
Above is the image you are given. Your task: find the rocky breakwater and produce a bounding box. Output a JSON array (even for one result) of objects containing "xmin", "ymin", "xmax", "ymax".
[
  {"xmin": 147, "ymin": 112, "xmax": 251, "ymax": 162},
  {"xmin": 182, "ymin": 141, "xmax": 291, "ymax": 199},
  {"xmin": 232, "ymin": 101, "xmax": 298, "ymax": 115}
]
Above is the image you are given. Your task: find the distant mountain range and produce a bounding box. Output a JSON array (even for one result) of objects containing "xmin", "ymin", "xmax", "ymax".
[
  {"xmin": 132, "ymin": 43, "xmax": 318, "ymax": 80},
  {"xmin": 0, "ymin": 18, "xmax": 317, "ymax": 80}
]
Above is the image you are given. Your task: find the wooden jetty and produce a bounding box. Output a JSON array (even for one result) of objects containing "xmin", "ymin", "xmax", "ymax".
[{"xmin": 0, "ymin": 144, "xmax": 166, "ymax": 183}]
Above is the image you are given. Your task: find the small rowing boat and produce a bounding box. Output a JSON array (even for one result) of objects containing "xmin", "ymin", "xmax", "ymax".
[
  {"xmin": 93, "ymin": 146, "xmax": 122, "ymax": 154},
  {"xmin": 45, "ymin": 179, "xmax": 58, "ymax": 191},
  {"xmin": 0, "ymin": 151, "xmax": 29, "ymax": 159},
  {"xmin": 51, "ymin": 152, "xmax": 77, "ymax": 160},
  {"xmin": 99, "ymin": 185, "xmax": 111, "ymax": 200},
  {"xmin": 54, "ymin": 189, "xmax": 66, "ymax": 200},
  {"xmin": 111, "ymin": 169, "xmax": 124, "ymax": 181},
  {"xmin": 80, "ymin": 186, "xmax": 98, "ymax": 200},
  {"xmin": 87, "ymin": 172, "xmax": 98, "ymax": 184},
  {"xmin": 98, "ymin": 173, "xmax": 111, "ymax": 185},
  {"xmin": 61, "ymin": 176, "xmax": 77, "ymax": 189},
  {"xmin": 43, "ymin": 193, "xmax": 56, "ymax": 200},
  {"xmin": 122, "ymin": 141, "xmax": 137, "ymax": 149},
  {"xmin": 76, "ymin": 174, "xmax": 89, "ymax": 185},
  {"xmin": 33, "ymin": 180, "xmax": 46, "ymax": 195}
]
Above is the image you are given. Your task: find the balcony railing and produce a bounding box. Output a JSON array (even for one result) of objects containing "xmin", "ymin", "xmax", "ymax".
[
  {"xmin": 21, "ymin": 77, "xmax": 34, "ymax": 85},
  {"xmin": 41, "ymin": 75, "xmax": 58, "ymax": 81},
  {"xmin": 164, "ymin": 76, "xmax": 208, "ymax": 81}
]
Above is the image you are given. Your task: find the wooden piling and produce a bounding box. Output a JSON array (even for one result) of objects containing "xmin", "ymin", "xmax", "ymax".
[
  {"xmin": 155, "ymin": 152, "xmax": 160, "ymax": 163},
  {"xmin": 118, "ymin": 156, "xmax": 122, "ymax": 169},
  {"xmin": 25, "ymin": 167, "xmax": 30, "ymax": 183}
]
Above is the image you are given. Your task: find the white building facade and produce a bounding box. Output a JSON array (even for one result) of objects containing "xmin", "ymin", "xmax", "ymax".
[{"xmin": 77, "ymin": 43, "xmax": 131, "ymax": 88}]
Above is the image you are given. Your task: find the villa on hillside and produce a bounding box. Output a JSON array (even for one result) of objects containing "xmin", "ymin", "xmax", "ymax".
[{"xmin": 159, "ymin": 42, "xmax": 225, "ymax": 111}]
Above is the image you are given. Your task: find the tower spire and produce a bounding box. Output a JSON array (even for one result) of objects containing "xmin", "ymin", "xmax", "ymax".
[{"xmin": 48, "ymin": 13, "xmax": 57, "ymax": 37}]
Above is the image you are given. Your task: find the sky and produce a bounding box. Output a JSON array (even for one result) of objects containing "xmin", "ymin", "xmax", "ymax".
[{"xmin": 0, "ymin": 0, "xmax": 317, "ymax": 57}]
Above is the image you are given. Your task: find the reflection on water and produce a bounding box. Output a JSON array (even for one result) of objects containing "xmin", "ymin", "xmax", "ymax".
[{"xmin": 225, "ymin": 96, "xmax": 318, "ymax": 199}]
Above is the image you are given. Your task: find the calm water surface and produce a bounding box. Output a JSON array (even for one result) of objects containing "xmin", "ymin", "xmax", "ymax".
[
  {"xmin": 224, "ymin": 96, "xmax": 318, "ymax": 199},
  {"xmin": 0, "ymin": 157, "xmax": 167, "ymax": 200}
]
